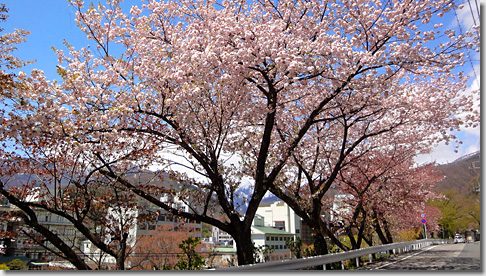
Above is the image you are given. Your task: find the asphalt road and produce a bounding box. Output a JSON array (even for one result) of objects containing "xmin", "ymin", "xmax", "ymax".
[{"xmin": 356, "ymin": 241, "xmax": 481, "ymax": 271}]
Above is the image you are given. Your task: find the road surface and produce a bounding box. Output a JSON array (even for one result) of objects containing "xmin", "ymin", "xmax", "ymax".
[{"xmin": 356, "ymin": 241, "xmax": 480, "ymax": 270}]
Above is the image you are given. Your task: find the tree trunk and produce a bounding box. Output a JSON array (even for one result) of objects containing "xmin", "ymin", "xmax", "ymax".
[
  {"xmin": 346, "ymin": 227, "xmax": 358, "ymax": 250},
  {"xmin": 233, "ymin": 228, "xmax": 255, "ymax": 266},
  {"xmin": 115, "ymin": 232, "xmax": 129, "ymax": 270},
  {"xmin": 382, "ymin": 218, "xmax": 394, "ymax": 244},
  {"xmin": 24, "ymin": 219, "xmax": 91, "ymax": 270},
  {"xmin": 0, "ymin": 187, "xmax": 91, "ymax": 270},
  {"xmin": 363, "ymin": 235, "xmax": 373, "ymax": 247},
  {"xmin": 355, "ymin": 212, "xmax": 367, "ymax": 249},
  {"xmin": 312, "ymin": 231, "xmax": 330, "ymax": 270},
  {"xmin": 116, "ymin": 255, "xmax": 125, "ymax": 270},
  {"xmin": 372, "ymin": 217, "xmax": 390, "ymax": 245}
]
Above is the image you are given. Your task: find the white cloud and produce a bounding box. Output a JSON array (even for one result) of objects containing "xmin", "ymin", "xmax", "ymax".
[
  {"xmin": 417, "ymin": 1, "xmax": 481, "ymax": 166},
  {"xmin": 415, "ymin": 131, "xmax": 480, "ymax": 165},
  {"xmin": 456, "ymin": 0, "xmax": 480, "ymax": 29}
]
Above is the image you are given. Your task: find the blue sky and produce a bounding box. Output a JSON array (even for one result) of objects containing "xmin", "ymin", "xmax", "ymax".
[
  {"xmin": 3, "ymin": 0, "xmax": 84, "ymax": 81},
  {"xmin": 2, "ymin": 0, "xmax": 481, "ymax": 165}
]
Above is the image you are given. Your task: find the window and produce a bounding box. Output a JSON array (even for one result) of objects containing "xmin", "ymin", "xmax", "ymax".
[
  {"xmin": 148, "ymin": 224, "xmax": 156, "ymax": 230},
  {"xmin": 266, "ymin": 237, "xmax": 269, "ymax": 241},
  {"xmin": 279, "ymin": 237, "xmax": 282, "ymax": 241},
  {"xmin": 271, "ymin": 236, "xmax": 274, "ymax": 241},
  {"xmin": 275, "ymin": 221, "xmax": 285, "ymax": 230},
  {"xmin": 296, "ymin": 229, "xmax": 300, "ymax": 234}
]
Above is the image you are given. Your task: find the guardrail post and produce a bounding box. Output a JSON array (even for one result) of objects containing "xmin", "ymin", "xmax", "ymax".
[{"xmin": 212, "ymin": 239, "xmax": 446, "ymax": 271}]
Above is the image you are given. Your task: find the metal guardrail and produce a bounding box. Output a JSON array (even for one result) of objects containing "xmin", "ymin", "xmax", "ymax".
[{"xmin": 213, "ymin": 239, "xmax": 449, "ymax": 271}]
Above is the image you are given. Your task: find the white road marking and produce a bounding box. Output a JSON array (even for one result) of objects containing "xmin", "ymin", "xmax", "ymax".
[{"xmin": 373, "ymin": 245, "xmax": 439, "ymax": 270}]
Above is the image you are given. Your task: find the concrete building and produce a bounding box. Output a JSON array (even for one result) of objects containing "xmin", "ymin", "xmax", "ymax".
[
  {"xmin": 255, "ymin": 201, "xmax": 301, "ymax": 234},
  {"xmin": 250, "ymin": 214, "xmax": 294, "ymax": 262},
  {"xmin": 0, "ymin": 195, "xmax": 84, "ymax": 267},
  {"xmin": 251, "ymin": 214, "xmax": 295, "ymax": 250},
  {"xmin": 211, "ymin": 227, "xmax": 233, "ymax": 247},
  {"xmin": 255, "ymin": 201, "xmax": 313, "ymax": 245}
]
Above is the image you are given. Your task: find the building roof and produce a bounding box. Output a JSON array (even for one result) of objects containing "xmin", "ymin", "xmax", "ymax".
[
  {"xmin": 252, "ymin": 226, "xmax": 294, "ymax": 235},
  {"xmin": 213, "ymin": 247, "xmax": 237, "ymax": 253}
]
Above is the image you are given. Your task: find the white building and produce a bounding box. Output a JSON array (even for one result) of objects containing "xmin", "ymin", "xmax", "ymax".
[
  {"xmin": 0, "ymin": 193, "xmax": 84, "ymax": 263},
  {"xmin": 331, "ymin": 194, "xmax": 354, "ymax": 222},
  {"xmin": 255, "ymin": 201, "xmax": 306, "ymax": 237},
  {"xmin": 251, "ymin": 214, "xmax": 295, "ymax": 250},
  {"xmin": 211, "ymin": 227, "xmax": 233, "ymax": 246}
]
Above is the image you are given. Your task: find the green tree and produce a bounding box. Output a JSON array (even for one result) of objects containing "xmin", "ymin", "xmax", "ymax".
[
  {"xmin": 201, "ymin": 223, "xmax": 212, "ymax": 239},
  {"xmin": 253, "ymin": 245, "xmax": 274, "ymax": 263},
  {"xmin": 285, "ymin": 237, "xmax": 303, "ymax": 259},
  {"xmin": 175, "ymin": 237, "xmax": 204, "ymax": 270},
  {"xmin": 7, "ymin": 259, "xmax": 24, "ymax": 270},
  {"xmin": 431, "ymin": 189, "xmax": 480, "ymax": 237}
]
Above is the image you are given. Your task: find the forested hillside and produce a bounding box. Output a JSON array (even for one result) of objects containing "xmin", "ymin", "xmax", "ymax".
[{"xmin": 435, "ymin": 151, "xmax": 480, "ymax": 194}]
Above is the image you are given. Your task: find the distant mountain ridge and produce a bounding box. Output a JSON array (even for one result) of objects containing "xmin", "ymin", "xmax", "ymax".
[
  {"xmin": 2, "ymin": 151, "xmax": 479, "ymax": 210},
  {"xmin": 240, "ymin": 151, "xmax": 482, "ymax": 209},
  {"xmin": 434, "ymin": 151, "xmax": 480, "ymax": 193},
  {"xmin": 452, "ymin": 151, "xmax": 481, "ymax": 164}
]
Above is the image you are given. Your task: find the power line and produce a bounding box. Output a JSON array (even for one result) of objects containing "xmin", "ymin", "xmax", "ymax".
[
  {"xmin": 466, "ymin": 0, "xmax": 478, "ymax": 26},
  {"xmin": 453, "ymin": 2, "xmax": 480, "ymax": 88}
]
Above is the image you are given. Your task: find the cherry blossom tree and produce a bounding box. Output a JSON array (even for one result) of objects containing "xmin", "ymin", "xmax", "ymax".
[
  {"xmin": 0, "ymin": 4, "xmax": 32, "ymax": 93},
  {"xmin": 1, "ymin": 0, "xmax": 479, "ymax": 266},
  {"xmin": 0, "ymin": 151, "xmax": 157, "ymax": 270},
  {"xmin": 335, "ymin": 152, "xmax": 444, "ymax": 248}
]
